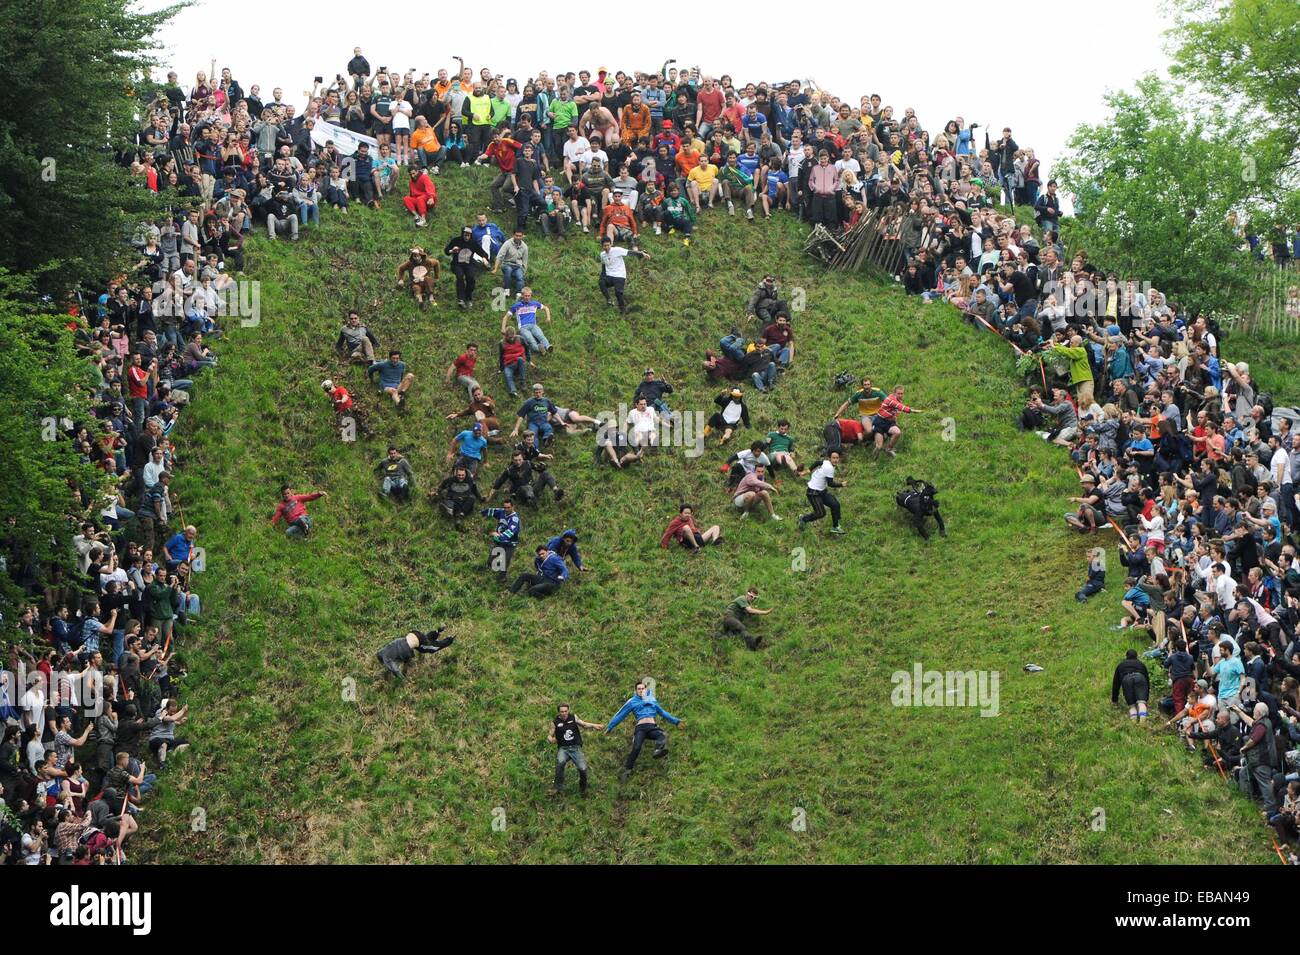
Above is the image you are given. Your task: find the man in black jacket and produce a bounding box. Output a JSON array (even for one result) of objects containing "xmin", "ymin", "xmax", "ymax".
[
  {"xmin": 266, "ymin": 190, "xmax": 299, "ymax": 241},
  {"xmin": 376, "ymin": 628, "xmax": 454, "ymax": 682}
]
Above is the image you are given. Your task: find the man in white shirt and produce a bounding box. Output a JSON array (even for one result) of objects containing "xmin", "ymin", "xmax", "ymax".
[
  {"xmin": 798, "ymin": 451, "xmax": 846, "ymax": 535},
  {"xmin": 626, "ymin": 397, "xmax": 660, "ymax": 455},
  {"xmin": 561, "ymin": 126, "xmax": 591, "ymax": 183},
  {"xmin": 598, "ymin": 237, "xmax": 650, "ymax": 312}
]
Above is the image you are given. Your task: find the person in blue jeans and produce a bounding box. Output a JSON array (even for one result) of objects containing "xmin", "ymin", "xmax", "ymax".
[
  {"xmin": 447, "ymin": 422, "xmax": 488, "ymax": 477},
  {"xmin": 497, "ymin": 229, "xmax": 529, "ymax": 296},
  {"xmin": 498, "ymin": 328, "xmax": 528, "ymax": 396},
  {"xmin": 511, "ymin": 383, "xmax": 558, "ymax": 443},
  {"xmin": 502, "ymin": 286, "xmax": 551, "ymax": 356},
  {"xmin": 605, "ymin": 679, "xmax": 686, "ymax": 782}
]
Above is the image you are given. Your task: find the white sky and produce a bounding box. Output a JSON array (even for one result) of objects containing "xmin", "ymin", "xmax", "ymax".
[{"xmin": 145, "ymin": 0, "xmax": 1173, "ymax": 186}]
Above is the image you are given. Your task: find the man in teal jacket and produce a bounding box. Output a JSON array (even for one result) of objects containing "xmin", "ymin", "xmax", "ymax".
[{"xmin": 606, "ymin": 679, "xmax": 686, "ymax": 781}]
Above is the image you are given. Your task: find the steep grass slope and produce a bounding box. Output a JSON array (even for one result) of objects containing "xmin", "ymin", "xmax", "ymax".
[{"xmin": 143, "ymin": 168, "xmax": 1271, "ymax": 863}]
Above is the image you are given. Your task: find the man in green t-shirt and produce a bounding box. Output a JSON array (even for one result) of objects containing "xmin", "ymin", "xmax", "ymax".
[
  {"xmin": 721, "ymin": 587, "xmax": 771, "ymax": 650},
  {"xmin": 766, "ymin": 419, "xmax": 801, "ymax": 475},
  {"xmin": 835, "ymin": 376, "xmax": 887, "ymax": 426}
]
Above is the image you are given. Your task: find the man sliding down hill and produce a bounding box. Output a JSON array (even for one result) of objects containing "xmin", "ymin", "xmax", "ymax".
[{"xmin": 376, "ymin": 627, "xmax": 455, "ymax": 682}]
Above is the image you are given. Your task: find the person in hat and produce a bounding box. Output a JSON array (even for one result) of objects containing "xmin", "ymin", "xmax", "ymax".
[
  {"xmin": 396, "ymin": 246, "xmax": 440, "ymax": 308},
  {"xmin": 447, "ymin": 421, "xmax": 489, "ymax": 477},
  {"xmin": 444, "ymin": 226, "xmax": 492, "ymax": 307},
  {"xmin": 265, "ymin": 188, "xmax": 299, "ymax": 240},
  {"xmin": 706, "ymin": 386, "xmax": 750, "ymax": 444}
]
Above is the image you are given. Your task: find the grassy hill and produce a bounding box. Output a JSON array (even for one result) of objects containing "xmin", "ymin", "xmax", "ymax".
[{"xmin": 141, "ymin": 168, "xmax": 1273, "ymax": 863}]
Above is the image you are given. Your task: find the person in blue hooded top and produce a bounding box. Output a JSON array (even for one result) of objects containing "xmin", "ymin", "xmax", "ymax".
[
  {"xmin": 545, "ymin": 528, "xmax": 589, "ymax": 573},
  {"xmin": 605, "ymin": 678, "xmax": 686, "ymax": 782}
]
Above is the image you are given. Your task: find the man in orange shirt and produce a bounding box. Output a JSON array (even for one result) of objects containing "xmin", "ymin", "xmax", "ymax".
[
  {"xmin": 599, "ymin": 192, "xmax": 639, "ymax": 247},
  {"xmin": 620, "ymin": 92, "xmax": 652, "ymax": 145},
  {"xmin": 674, "ymin": 141, "xmax": 700, "ymax": 195},
  {"xmin": 410, "ymin": 116, "xmax": 444, "ymax": 173}
]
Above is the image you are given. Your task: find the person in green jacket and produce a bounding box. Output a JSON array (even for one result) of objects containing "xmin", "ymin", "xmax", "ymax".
[
  {"xmin": 144, "ymin": 569, "xmax": 178, "ymax": 643},
  {"xmin": 659, "ymin": 183, "xmax": 695, "ymax": 246},
  {"xmin": 1049, "ymin": 333, "xmax": 1094, "ymax": 407}
]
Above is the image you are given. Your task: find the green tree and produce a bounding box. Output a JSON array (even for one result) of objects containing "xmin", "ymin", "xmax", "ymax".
[
  {"xmin": 1168, "ymin": 0, "xmax": 1300, "ymax": 173},
  {"xmin": 1056, "ymin": 75, "xmax": 1275, "ymax": 315},
  {"xmin": 0, "ymin": 0, "xmax": 185, "ymax": 298},
  {"xmin": 0, "ymin": 271, "xmax": 109, "ymax": 627}
]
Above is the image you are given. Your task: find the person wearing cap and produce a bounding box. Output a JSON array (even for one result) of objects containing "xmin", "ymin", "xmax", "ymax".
[
  {"xmin": 706, "ymin": 386, "xmax": 750, "ymax": 444},
  {"xmin": 598, "ymin": 190, "xmax": 639, "ymax": 247},
  {"xmin": 375, "ymin": 445, "xmax": 414, "ymax": 502},
  {"xmin": 448, "ymin": 422, "xmax": 489, "ymax": 477},
  {"xmin": 444, "ymin": 226, "xmax": 492, "ymax": 307},
  {"xmin": 598, "ymin": 236, "xmax": 650, "ymax": 312},
  {"xmin": 265, "ymin": 188, "xmax": 299, "ymax": 241}
]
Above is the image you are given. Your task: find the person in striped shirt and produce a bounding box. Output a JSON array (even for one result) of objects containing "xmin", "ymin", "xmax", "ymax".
[{"xmin": 872, "ymin": 385, "xmax": 925, "ymax": 457}]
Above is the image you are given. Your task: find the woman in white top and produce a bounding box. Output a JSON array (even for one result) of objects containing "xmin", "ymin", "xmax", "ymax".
[{"xmin": 391, "ymin": 97, "xmax": 413, "ymax": 166}]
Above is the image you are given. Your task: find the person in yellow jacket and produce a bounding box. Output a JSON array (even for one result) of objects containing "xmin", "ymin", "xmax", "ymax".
[{"xmin": 464, "ymin": 84, "xmax": 493, "ymax": 160}]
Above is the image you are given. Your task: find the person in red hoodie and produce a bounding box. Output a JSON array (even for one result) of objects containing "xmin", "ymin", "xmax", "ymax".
[
  {"xmin": 498, "ymin": 328, "xmax": 529, "ymax": 397},
  {"xmin": 659, "ymin": 504, "xmax": 722, "ymax": 554},
  {"xmin": 271, "ymin": 485, "xmax": 328, "ymax": 538},
  {"xmin": 484, "ymin": 129, "xmax": 522, "ymax": 211},
  {"xmin": 402, "ymin": 167, "xmax": 437, "ymax": 227}
]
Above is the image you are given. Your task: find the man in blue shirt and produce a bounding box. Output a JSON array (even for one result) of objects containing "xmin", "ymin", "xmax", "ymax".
[
  {"xmin": 367, "ymin": 350, "xmax": 415, "ymax": 408},
  {"xmin": 605, "ymin": 678, "xmax": 686, "ymax": 782},
  {"xmin": 511, "ymin": 384, "xmax": 559, "ymax": 443},
  {"xmin": 502, "ymin": 287, "xmax": 552, "ymax": 356},
  {"xmin": 509, "ymin": 544, "xmax": 568, "ymax": 598},
  {"xmin": 448, "ymin": 422, "xmax": 488, "ymax": 476}
]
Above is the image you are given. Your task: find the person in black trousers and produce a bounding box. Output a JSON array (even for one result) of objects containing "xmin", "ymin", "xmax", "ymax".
[{"xmin": 445, "ymin": 227, "xmax": 491, "ymax": 307}]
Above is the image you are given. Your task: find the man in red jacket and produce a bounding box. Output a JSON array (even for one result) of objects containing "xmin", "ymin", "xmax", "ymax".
[
  {"xmin": 659, "ymin": 504, "xmax": 722, "ymax": 554},
  {"xmin": 402, "ymin": 167, "xmax": 437, "ymax": 227},
  {"xmin": 271, "ymin": 485, "xmax": 328, "ymax": 538}
]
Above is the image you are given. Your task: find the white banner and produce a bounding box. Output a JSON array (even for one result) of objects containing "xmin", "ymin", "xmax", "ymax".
[{"xmin": 310, "ymin": 119, "xmax": 379, "ymax": 157}]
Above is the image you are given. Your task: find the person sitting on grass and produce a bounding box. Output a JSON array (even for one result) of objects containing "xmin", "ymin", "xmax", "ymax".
[
  {"xmin": 510, "ymin": 544, "xmax": 568, "ymax": 598},
  {"xmin": 765, "ymin": 420, "xmax": 803, "ymax": 476},
  {"xmin": 367, "ymin": 349, "xmax": 415, "ymax": 410},
  {"xmin": 660, "ymin": 504, "xmax": 723, "ymax": 554},
  {"xmin": 432, "ymin": 464, "xmax": 482, "ymax": 528},
  {"xmin": 376, "ymin": 445, "xmax": 414, "ymax": 502},
  {"xmin": 733, "ymin": 463, "xmax": 781, "ymax": 521}
]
